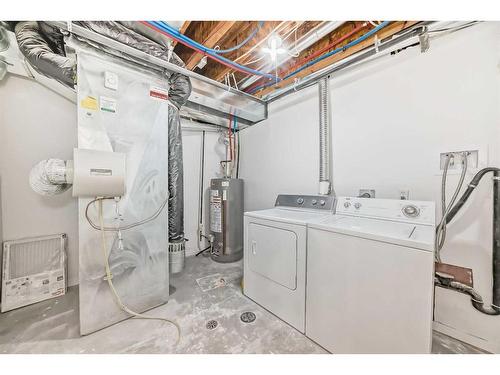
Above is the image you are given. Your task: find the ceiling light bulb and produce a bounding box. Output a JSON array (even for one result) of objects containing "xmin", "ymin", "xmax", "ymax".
[{"xmin": 263, "ymin": 35, "xmax": 286, "ymax": 62}]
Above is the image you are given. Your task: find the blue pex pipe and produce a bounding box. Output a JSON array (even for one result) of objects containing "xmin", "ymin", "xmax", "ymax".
[
  {"xmin": 148, "ymin": 21, "xmax": 276, "ymax": 80},
  {"xmin": 212, "ymin": 21, "xmax": 264, "ymax": 54}
]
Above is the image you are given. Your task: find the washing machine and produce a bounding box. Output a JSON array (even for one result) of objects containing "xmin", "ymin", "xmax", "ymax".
[
  {"xmin": 306, "ymin": 196, "xmax": 436, "ymax": 353},
  {"xmin": 243, "ymin": 194, "xmax": 336, "ymax": 332}
]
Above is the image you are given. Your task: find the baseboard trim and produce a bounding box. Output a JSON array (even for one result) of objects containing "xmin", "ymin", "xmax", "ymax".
[{"xmin": 433, "ymin": 321, "xmax": 498, "ymax": 353}]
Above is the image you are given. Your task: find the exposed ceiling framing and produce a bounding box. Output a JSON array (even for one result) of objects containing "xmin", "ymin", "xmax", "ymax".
[{"xmin": 172, "ymin": 21, "xmax": 420, "ymax": 98}]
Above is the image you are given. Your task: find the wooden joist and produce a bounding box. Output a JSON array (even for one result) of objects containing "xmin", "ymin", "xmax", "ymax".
[
  {"xmin": 210, "ymin": 21, "xmax": 317, "ymax": 83},
  {"xmin": 184, "ymin": 21, "xmax": 236, "ymax": 70}
]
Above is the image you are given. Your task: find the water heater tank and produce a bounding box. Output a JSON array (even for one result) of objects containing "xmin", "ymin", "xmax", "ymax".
[{"xmin": 209, "ymin": 178, "xmax": 244, "ymax": 263}]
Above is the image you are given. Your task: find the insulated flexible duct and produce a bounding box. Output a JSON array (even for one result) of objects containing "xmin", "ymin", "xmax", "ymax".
[
  {"xmin": 318, "ymin": 77, "xmax": 331, "ymax": 195},
  {"xmin": 14, "ymin": 21, "xmax": 76, "ymax": 88},
  {"xmin": 29, "ymin": 159, "xmax": 73, "ymax": 196}
]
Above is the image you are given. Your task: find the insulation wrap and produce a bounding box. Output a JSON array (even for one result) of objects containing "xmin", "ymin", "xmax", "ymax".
[
  {"xmin": 14, "ymin": 21, "xmax": 76, "ymax": 88},
  {"xmin": 75, "ymin": 22, "xmax": 192, "ymax": 243},
  {"xmin": 16, "ymin": 20, "xmax": 192, "ymax": 246}
]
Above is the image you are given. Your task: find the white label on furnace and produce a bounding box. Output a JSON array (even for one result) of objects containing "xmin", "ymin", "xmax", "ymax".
[
  {"xmin": 100, "ymin": 96, "xmax": 117, "ymax": 113},
  {"xmin": 223, "ymin": 190, "xmax": 227, "ymax": 201}
]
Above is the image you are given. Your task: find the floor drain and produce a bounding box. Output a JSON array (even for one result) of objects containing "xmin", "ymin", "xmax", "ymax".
[
  {"xmin": 206, "ymin": 320, "xmax": 218, "ymax": 330},
  {"xmin": 240, "ymin": 312, "xmax": 256, "ymax": 323}
]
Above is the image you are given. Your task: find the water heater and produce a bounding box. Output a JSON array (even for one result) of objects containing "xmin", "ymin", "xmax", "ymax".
[{"xmin": 209, "ymin": 178, "xmax": 244, "ymax": 263}]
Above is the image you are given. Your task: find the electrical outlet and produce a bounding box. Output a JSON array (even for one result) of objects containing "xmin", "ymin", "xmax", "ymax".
[
  {"xmin": 440, "ymin": 150, "xmax": 478, "ymax": 170},
  {"xmin": 359, "ymin": 189, "xmax": 375, "ymax": 198}
]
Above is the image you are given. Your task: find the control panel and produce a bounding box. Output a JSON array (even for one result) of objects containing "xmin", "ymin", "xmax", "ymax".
[
  {"xmin": 336, "ymin": 196, "xmax": 435, "ymax": 225},
  {"xmin": 275, "ymin": 194, "xmax": 336, "ymax": 211}
]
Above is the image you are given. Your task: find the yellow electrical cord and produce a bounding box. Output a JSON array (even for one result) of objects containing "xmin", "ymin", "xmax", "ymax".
[{"xmin": 97, "ymin": 199, "xmax": 181, "ymax": 344}]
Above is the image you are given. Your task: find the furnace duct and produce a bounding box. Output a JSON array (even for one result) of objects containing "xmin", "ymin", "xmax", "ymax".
[
  {"xmin": 18, "ymin": 21, "xmax": 192, "ymax": 254},
  {"xmin": 29, "ymin": 159, "xmax": 73, "ymax": 196},
  {"xmin": 14, "ymin": 21, "xmax": 76, "ymax": 88}
]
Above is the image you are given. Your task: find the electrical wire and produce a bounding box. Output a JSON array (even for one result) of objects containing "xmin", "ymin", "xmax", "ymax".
[
  {"xmin": 97, "ymin": 199, "xmax": 181, "ymax": 343},
  {"xmin": 85, "ymin": 195, "xmax": 168, "ymax": 232},
  {"xmin": 248, "ymin": 21, "xmax": 389, "ymax": 94},
  {"xmin": 435, "ymin": 152, "xmax": 469, "ymax": 262},
  {"xmin": 141, "ymin": 21, "xmax": 276, "ymax": 80}
]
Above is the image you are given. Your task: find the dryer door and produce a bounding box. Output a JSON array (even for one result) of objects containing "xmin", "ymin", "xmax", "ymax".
[
  {"xmin": 248, "ymin": 222, "xmax": 297, "ymax": 290},
  {"xmin": 243, "ymin": 216, "xmax": 307, "ymax": 333}
]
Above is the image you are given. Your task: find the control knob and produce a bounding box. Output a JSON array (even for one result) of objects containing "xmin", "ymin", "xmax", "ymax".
[
  {"xmin": 402, "ymin": 204, "xmax": 420, "ymax": 218},
  {"xmin": 344, "ymin": 201, "xmax": 351, "ymax": 208},
  {"xmin": 311, "ymin": 199, "xmax": 318, "ymax": 205},
  {"xmin": 297, "ymin": 197, "xmax": 304, "ymax": 205},
  {"xmin": 319, "ymin": 199, "xmax": 326, "ymax": 206},
  {"xmin": 354, "ymin": 202, "xmax": 362, "ymax": 209}
]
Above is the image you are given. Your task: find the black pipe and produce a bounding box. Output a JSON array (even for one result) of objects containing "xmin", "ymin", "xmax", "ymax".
[
  {"xmin": 437, "ymin": 167, "xmax": 500, "ymax": 315},
  {"xmin": 445, "ymin": 167, "xmax": 500, "ymax": 223},
  {"xmin": 492, "ymin": 170, "xmax": 500, "ymax": 311}
]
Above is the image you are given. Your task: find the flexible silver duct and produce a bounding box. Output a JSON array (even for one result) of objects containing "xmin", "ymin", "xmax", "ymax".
[
  {"xmin": 318, "ymin": 77, "xmax": 331, "ymax": 195},
  {"xmin": 29, "ymin": 159, "xmax": 73, "ymax": 196}
]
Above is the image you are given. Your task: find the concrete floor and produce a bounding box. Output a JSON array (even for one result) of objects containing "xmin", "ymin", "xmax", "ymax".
[{"xmin": 0, "ymin": 255, "xmax": 487, "ymax": 354}]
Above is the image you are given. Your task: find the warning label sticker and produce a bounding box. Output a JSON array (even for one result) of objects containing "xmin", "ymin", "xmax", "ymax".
[
  {"xmin": 149, "ymin": 86, "xmax": 169, "ymax": 101},
  {"xmin": 210, "ymin": 193, "xmax": 222, "ymax": 233},
  {"xmin": 80, "ymin": 96, "xmax": 98, "ymax": 110}
]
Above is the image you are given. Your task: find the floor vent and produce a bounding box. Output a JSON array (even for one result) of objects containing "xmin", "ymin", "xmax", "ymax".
[
  {"xmin": 240, "ymin": 312, "xmax": 256, "ymax": 323},
  {"xmin": 1, "ymin": 234, "xmax": 67, "ymax": 312},
  {"xmin": 206, "ymin": 320, "xmax": 218, "ymax": 330}
]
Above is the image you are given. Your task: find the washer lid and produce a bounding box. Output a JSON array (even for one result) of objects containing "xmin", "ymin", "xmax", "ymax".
[
  {"xmin": 245, "ymin": 208, "xmax": 333, "ymax": 225},
  {"xmin": 309, "ymin": 215, "xmax": 435, "ymax": 251}
]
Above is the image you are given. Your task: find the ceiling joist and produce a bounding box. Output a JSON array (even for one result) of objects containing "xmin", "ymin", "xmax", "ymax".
[
  {"xmin": 171, "ymin": 21, "xmax": 421, "ymax": 98},
  {"xmin": 184, "ymin": 21, "xmax": 236, "ymax": 70}
]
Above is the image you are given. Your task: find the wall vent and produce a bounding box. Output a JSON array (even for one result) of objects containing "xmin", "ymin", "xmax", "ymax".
[{"xmin": 1, "ymin": 234, "xmax": 67, "ymax": 312}]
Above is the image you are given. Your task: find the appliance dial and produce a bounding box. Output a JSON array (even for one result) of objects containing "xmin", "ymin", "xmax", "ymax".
[
  {"xmin": 354, "ymin": 202, "xmax": 362, "ymax": 209},
  {"xmin": 344, "ymin": 201, "xmax": 351, "ymax": 208},
  {"xmin": 402, "ymin": 205, "xmax": 420, "ymax": 218},
  {"xmin": 297, "ymin": 197, "xmax": 304, "ymax": 205},
  {"xmin": 320, "ymin": 200, "xmax": 326, "ymax": 206},
  {"xmin": 311, "ymin": 199, "xmax": 318, "ymax": 205}
]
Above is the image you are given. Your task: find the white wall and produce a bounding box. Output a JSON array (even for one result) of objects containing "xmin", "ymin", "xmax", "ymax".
[
  {"xmin": 0, "ymin": 74, "xmax": 226, "ymax": 286},
  {"xmin": 240, "ymin": 22, "xmax": 500, "ymax": 351},
  {"xmin": 0, "ymin": 75, "xmax": 79, "ymax": 286}
]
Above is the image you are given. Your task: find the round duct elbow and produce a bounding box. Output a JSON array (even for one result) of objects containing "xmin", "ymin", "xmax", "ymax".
[{"xmin": 29, "ymin": 158, "xmax": 73, "ymax": 196}]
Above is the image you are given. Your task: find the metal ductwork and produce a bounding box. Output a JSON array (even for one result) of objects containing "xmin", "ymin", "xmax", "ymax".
[{"xmin": 318, "ymin": 77, "xmax": 331, "ymax": 195}]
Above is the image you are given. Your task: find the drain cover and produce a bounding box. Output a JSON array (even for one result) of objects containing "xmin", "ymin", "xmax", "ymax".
[
  {"xmin": 240, "ymin": 311, "xmax": 256, "ymax": 323},
  {"xmin": 206, "ymin": 320, "xmax": 218, "ymax": 330}
]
